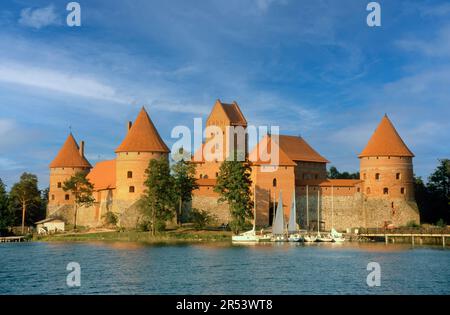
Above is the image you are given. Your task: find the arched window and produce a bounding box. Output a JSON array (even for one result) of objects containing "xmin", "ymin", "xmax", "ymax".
[
  {"xmin": 401, "ymin": 187, "xmax": 405, "ymax": 194},
  {"xmin": 273, "ymin": 178, "xmax": 277, "ymax": 187},
  {"xmin": 366, "ymin": 187, "xmax": 371, "ymax": 194},
  {"xmin": 129, "ymin": 186, "xmax": 135, "ymax": 193},
  {"xmin": 204, "ymin": 175, "xmax": 209, "ymax": 179},
  {"xmin": 57, "ymin": 182, "xmax": 62, "ymax": 188},
  {"xmin": 200, "ymin": 174, "xmax": 203, "ymax": 179},
  {"xmin": 375, "ymin": 173, "xmax": 380, "ymax": 180},
  {"xmin": 65, "ymin": 194, "xmax": 70, "ymax": 200},
  {"xmin": 383, "ymin": 187, "xmax": 389, "ymax": 195},
  {"xmin": 127, "ymin": 171, "xmax": 133, "ymax": 179},
  {"xmin": 396, "ymin": 173, "xmax": 401, "ymax": 180},
  {"xmin": 51, "ymin": 195, "xmax": 55, "ymax": 200}
]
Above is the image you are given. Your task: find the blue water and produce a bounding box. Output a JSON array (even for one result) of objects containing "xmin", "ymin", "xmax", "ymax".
[{"xmin": 0, "ymin": 242, "xmax": 448, "ymax": 295}]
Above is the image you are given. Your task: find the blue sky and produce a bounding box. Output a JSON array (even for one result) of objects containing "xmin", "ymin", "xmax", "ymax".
[{"xmin": 0, "ymin": 0, "xmax": 449, "ymax": 189}]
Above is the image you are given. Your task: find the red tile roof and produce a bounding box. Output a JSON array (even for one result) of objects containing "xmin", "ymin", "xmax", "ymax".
[
  {"xmin": 360, "ymin": 115, "xmax": 414, "ymax": 158},
  {"xmin": 86, "ymin": 160, "xmax": 116, "ymax": 191},
  {"xmin": 298, "ymin": 179, "xmax": 362, "ymax": 187},
  {"xmin": 116, "ymin": 107, "xmax": 170, "ymax": 153},
  {"xmin": 250, "ymin": 134, "xmax": 329, "ymax": 166},
  {"xmin": 208, "ymin": 100, "xmax": 247, "ymax": 126},
  {"xmin": 49, "ymin": 133, "xmax": 92, "ymax": 168}
]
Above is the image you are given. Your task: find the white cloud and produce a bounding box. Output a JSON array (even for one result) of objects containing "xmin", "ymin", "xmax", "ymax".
[
  {"xmin": 0, "ymin": 61, "xmax": 131, "ymax": 104},
  {"xmin": 396, "ymin": 25, "xmax": 450, "ymax": 57},
  {"xmin": 18, "ymin": 5, "xmax": 60, "ymax": 29}
]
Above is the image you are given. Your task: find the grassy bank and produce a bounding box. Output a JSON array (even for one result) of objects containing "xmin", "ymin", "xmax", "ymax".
[{"xmin": 33, "ymin": 228, "xmax": 233, "ymax": 244}]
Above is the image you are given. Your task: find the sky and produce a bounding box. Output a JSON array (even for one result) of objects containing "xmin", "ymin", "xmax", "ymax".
[{"xmin": 0, "ymin": 0, "xmax": 449, "ymax": 190}]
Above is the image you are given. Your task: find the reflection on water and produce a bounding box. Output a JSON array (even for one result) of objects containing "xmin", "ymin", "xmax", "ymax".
[{"xmin": 0, "ymin": 241, "xmax": 448, "ymax": 295}]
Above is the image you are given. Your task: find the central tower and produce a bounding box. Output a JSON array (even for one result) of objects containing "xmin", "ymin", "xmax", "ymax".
[{"xmin": 115, "ymin": 107, "xmax": 170, "ymax": 203}]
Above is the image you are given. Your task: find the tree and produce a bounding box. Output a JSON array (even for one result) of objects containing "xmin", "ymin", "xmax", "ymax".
[
  {"xmin": 415, "ymin": 159, "xmax": 450, "ymax": 224},
  {"xmin": 0, "ymin": 178, "xmax": 14, "ymax": 235},
  {"xmin": 327, "ymin": 166, "xmax": 360, "ymax": 179},
  {"xmin": 63, "ymin": 172, "xmax": 94, "ymax": 230},
  {"xmin": 426, "ymin": 159, "xmax": 450, "ymax": 223},
  {"xmin": 214, "ymin": 159, "xmax": 253, "ymax": 234},
  {"xmin": 171, "ymin": 151, "xmax": 198, "ymax": 225},
  {"xmin": 9, "ymin": 173, "xmax": 42, "ymax": 234},
  {"xmin": 138, "ymin": 157, "xmax": 176, "ymax": 236}
]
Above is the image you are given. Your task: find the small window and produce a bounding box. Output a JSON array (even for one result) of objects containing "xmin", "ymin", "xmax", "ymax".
[
  {"xmin": 273, "ymin": 178, "xmax": 277, "ymax": 187},
  {"xmin": 363, "ymin": 173, "xmax": 366, "ymax": 180},
  {"xmin": 204, "ymin": 175, "xmax": 209, "ymax": 179},
  {"xmin": 65, "ymin": 194, "xmax": 70, "ymax": 200},
  {"xmin": 366, "ymin": 187, "xmax": 371, "ymax": 194},
  {"xmin": 401, "ymin": 187, "xmax": 405, "ymax": 194},
  {"xmin": 57, "ymin": 182, "xmax": 62, "ymax": 188},
  {"xmin": 200, "ymin": 174, "xmax": 203, "ymax": 179},
  {"xmin": 215, "ymin": 172, "xmax": 219, "ymax": 177},
  {"xmin": 375, "ymin": 173, "xmax": 380, "ymax": 180},
  {"xmin": 129, "ymin": 186, "xmax": 135, "ymax": 193},
  {"xmin": 127, "ymin": 171, "xmax": 133, "ymax": 179},
  {"xmin": 383, "ymin": 187, "xmax": 389, "ymax": 195},
  {"xmin": 396, "ymin": 173, "xmax": 401, "ymax": 180},
  {"xmin": 51, "ymin": 195, "xmax": 55, "ymax": 200},
  {"xmin": 357, "ymin": 188, "xmax": 360, "ymax": 192}
]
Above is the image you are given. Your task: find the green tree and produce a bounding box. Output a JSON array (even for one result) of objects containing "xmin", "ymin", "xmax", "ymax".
[
  {"xmin": 9, "ymin": 173, "xmax": 42, "ymax": 234},
  {"xmin": 415, "ymin": 160, "xmax": 450, "ymax": 224},
  {"xmin": 327, "ymin": 166, "xmax": 360, "ymax": 179},
  {"xmin": 138, "ymin": 157, "xmax": 176, "ymax": 236},
  {"xmin": 0, "ymin": 178, "xmax": 14, "ymax": 235},
  {"xmin": 214, "ymin": 159, "xmax": 253, "ymax": 234},
  {"xmin": 63, "ymin": 172, "xmax": 95, "ymax": 230},
  {"xmin": 171, "ymin": 151, "xmax": 198, "ymax": 225},
  {"xmin": 427, "ymin": 159, "xmax": 450, "ymax": 223}
]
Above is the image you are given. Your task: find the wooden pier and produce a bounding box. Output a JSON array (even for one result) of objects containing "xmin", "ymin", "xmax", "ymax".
[
  {"xmin": 0, "ymin": 236, "xmax": 27, "ymax": 243},
  {"xmin": 359, "ymin": 229, "xmax": 449, "ymax": 247}
]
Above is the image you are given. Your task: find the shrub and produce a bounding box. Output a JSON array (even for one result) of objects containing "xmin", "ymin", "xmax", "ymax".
[
  {"xmin": 103, "ymin": 211, "xmax": 118, "ymax": 227},
  {"xmin": 189, "ymin": 208, "xmax": 214, "ymax": 230},
  {"xmin": 436, "ymin": 218, "xmax": 446, "ymax": 228},
  {"xmin": 406, "ymin": 220, "xmax": 419, "ymax": 228}
]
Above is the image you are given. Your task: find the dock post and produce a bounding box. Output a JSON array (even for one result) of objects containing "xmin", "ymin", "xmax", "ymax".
[
  {"xmin": 385, "ymin": 235, "xmax": 388, "ymax": 244},
  {"xmin": 412, "ymin": 235, "xmax": 414, "ymax": 246},
  {"xmin": 443, "ymin": 236, "xmax": 446, "ymax": 248}
]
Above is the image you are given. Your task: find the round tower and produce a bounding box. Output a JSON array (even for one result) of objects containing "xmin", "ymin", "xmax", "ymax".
[
  {"xmin": 49, "ymin": 133, "xmax": 92, "ymax": 208},
  {"xmin": 359, "ymin": 114, "xmax": 419, "ymax": 227},
  {"xmin": 359, "ymin": 114, "xmax": 415, "ymax": 201},
  {"xmin": 115, "ymin": 107, "xmax": 170, "ymax": 202}
]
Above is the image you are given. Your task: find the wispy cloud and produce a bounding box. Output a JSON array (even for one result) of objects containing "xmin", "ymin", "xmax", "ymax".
[
  {"xmin": 18, "ymin": 5, "xmax": 60, "ymax": 29},
  {"xmin": 0, "ymin": 61, "xmax": 131, "ymax": 104}
]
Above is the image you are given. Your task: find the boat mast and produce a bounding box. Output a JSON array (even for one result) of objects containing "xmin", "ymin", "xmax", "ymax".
[
  {"xmin": 317, "ymin": 188, "xmax": 320, "ymax": 235},
  {"xmin": 253, "ymin": 185, "xmax": 256, "ymax": 231},
  {"xmin": 306, "ymin": 185, "xmax": 309, "ymax": 231},
  {"xmin": 331, "ymin": 185, "xmax": 334, "ymax": 230}
]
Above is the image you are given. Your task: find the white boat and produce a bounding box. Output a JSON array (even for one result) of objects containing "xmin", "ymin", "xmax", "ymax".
[
  {"xmin": 315, "ymin": 233, "xmax": 334, "ymax": 242},
  {"xmin": 232, "ymin": 186, "xmax": 271, "ymax": 243},
  {"xmin": 271, "ymin": 191, "xmax": 288, "ymax": 242},
  {"xmin": 287, "ymin": 191, "xmax": 303, "ymax": 242},
  {"xmin": 232, "ymin": 229, "xmax": 271, "ymax": 242},
  {"xmin": 330, "ymin": 228, "xmax": 345, "ymax": 242},
  {"xmin": 304, "ymin": 235, "xmax": 317, "ymax": 242}
]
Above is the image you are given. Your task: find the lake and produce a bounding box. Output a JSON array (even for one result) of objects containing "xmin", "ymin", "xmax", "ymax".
[{"xmin": 0, "ymin": 241, "xmax": 449, "ymax": 295}]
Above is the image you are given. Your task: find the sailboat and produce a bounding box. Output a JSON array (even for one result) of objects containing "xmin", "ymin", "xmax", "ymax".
[
  {"xmin": 232, "ymin": 188, "xmax": 271, "ymax": 243},
  {"xmin": 288, "ymin": 191, "xmax": 303, "ymax": 242},
  {"xmin": 330, "ymin": 228, "xmax": 345, "ymax": 242},
  {"xmin": 271, "ymin": 191, "xmax": 288, "ymax": 242},
  {"xmin": 315, "ymin": 189, "xmax": 333, "ymax": 242}
]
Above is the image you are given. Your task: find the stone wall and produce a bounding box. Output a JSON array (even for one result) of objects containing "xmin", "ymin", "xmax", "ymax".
[{"xmin": 191, "ymin": 195, "xmax": 230, "ymax": 225}]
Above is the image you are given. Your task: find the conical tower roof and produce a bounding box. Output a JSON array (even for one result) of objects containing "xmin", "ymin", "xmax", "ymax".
[
  {"xmin": 359, "ymin": 115, "xmax": 414, "ymax": 158},
  {"xmin": 115, "ymin": 107, "xmax": 170, "ymax": 153},
  {"xmin": 49, "ymin": 133, "xmax": 92, "ymax": 168}
]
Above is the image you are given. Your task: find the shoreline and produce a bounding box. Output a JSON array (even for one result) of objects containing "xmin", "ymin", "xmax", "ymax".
[{"xmin": 32, "ymin": 229, "xmax": 233, "ymax": 244}]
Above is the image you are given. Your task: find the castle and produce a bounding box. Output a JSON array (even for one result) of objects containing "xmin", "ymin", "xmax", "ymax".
[{"xmin": 48, "ymin": 100, "xmax": 420, "ymax": 230}]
